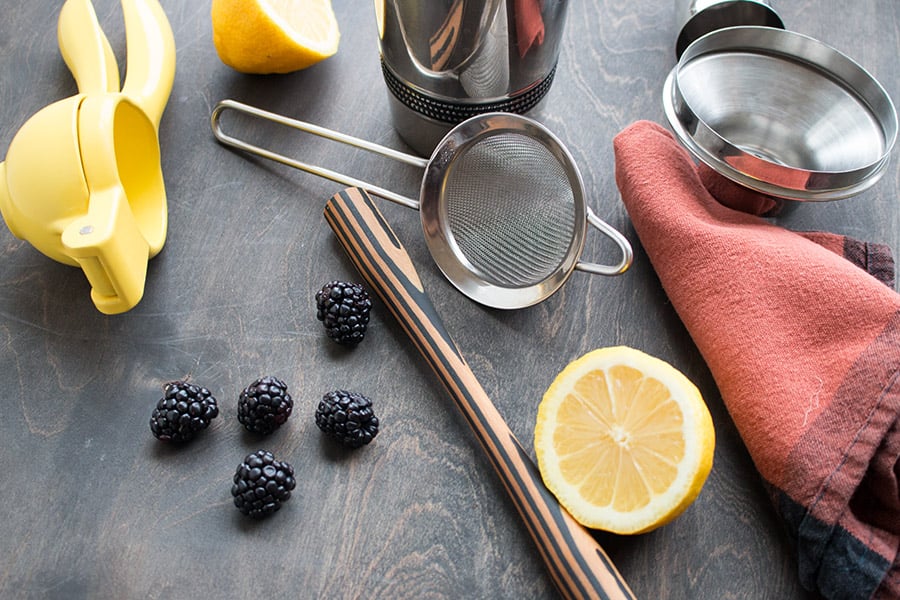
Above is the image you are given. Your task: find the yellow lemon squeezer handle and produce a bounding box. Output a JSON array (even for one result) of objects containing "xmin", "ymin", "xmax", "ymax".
[
  {"xmin": 58, "ymin": 0, "xmax": 121, "ymax": 95},
  {"xmin": 61, "ymin": 95, "xmax": 168, "ymax": 315},
  {"xmin": 58, "ymin": 0, "xmax": 176, "ymax": 126},
  {"xmin": 119, "ymin": 0, "xmax": 177, "ymax": 129},
  {"xmin": 58, "ymin": 0, "xmax": 175, "ymax": 314},
  {"xmin": 61, "ymin": 184, "xmax": 150, "ymax": 315}
]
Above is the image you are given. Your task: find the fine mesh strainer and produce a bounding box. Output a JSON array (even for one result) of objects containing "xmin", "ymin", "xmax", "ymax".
[{"xmin": 211, "ymin": 99, "xmax": 633, "ymax": 309}]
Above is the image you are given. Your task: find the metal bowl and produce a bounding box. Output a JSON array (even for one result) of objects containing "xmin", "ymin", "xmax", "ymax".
[
  {"xmin": 663, "ymin": 26, "xmax": 898, "ymax": 201},
  {"xmin": 675, "ymin": 0, "xmax": 784, "ymax": 59}
]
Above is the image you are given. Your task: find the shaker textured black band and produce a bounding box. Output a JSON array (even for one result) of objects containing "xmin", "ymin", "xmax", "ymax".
[{"xmin": 381, "ymin": 59, "xmax": 556, "ymax": 124}]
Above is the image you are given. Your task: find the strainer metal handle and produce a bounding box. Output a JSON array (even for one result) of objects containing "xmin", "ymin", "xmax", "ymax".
[
  {"xmin": 212, "ymin": 98, "xmax": 635, "ymax": 307},
  {"xmin": 210, "ymin": 99, "xmax": 426, "ymax": 210},
  {"xmin": 577, "ymin": 207, "xmax": 634, "ymax": 276}
]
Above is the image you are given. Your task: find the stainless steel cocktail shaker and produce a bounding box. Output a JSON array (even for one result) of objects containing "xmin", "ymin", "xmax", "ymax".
[
  {"xmin": 674, "ymin": 0, "xmax": 783, "ymax": 57},
  {"xmin": 375, "ymin": 0, "xmax": 569, "ymax": 155}
]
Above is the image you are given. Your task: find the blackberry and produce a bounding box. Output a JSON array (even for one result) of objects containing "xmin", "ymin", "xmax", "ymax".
[
  {"xmin": 237, "ymin": 376, "xmax": 293, "ymax": 435},
  {"xmin": 315, "ymin": 280, "xmax": 372, "ymax": 346},
  {"xmin": 231, "ymin": 450, "xmax": 296, "ymax": 518},
  {"xmin": 315, "ymin": 390, "xmax": 380, "ymax": 448},
  {"xmin": 149, "ymin": 381, "xmax": 219, "ymax": 442}
]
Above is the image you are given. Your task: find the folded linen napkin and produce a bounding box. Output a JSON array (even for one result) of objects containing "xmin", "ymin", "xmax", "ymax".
[{"xmin": 613, "ymin": 120, "xmax": 899, "ymax": 599}]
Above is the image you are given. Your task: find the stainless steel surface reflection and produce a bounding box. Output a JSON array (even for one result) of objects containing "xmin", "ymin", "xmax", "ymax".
[
  {"xmin": 376, "ymin": 0, "xmax": 570, "ymax": 155},
  {"xmin": 663, "ymin": 26, "xmax": 898, "ymax": 201},
  {"xmin": 674, "ymin": 0, "xmax": 783, "ymax": 58}
]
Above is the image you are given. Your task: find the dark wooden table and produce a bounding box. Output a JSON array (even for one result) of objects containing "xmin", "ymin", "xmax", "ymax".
[{"xmin": 1, "ymin": 1, "xmax": 897, "ymax": 598}]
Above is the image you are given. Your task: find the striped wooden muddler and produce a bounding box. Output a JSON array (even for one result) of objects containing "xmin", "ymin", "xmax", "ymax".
[{"xmin": 324, "ymin": 187, "xmax": 635, "ymax": 600}]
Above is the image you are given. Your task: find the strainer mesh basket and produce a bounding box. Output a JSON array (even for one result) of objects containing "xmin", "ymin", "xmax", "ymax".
[{"xmin": 441, "ymin": 132, "xmax": 577, "ymax": 287}]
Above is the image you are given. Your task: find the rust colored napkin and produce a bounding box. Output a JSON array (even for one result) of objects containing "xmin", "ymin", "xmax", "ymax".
[{"xmin": 613, "ymin": 120, "xmax": 899, "ymax": 599}]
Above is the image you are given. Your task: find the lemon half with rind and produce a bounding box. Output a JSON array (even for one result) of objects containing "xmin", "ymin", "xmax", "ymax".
[
  {"xmin": 534, "ymin": 346, "xmax": 715, "ymax": 535},
  {"xmin": 211, "ymin": 0, "xmax": 340, "ymax": 74}
]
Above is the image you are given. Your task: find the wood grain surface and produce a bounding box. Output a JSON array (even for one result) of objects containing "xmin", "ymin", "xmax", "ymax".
[
  {"xmin": 1, "ymin": 1, "xmax": 898, "ymax": 599},
  {"xmin": 324, "ymin": 187, "xmax": 634, "ymax": 600}
]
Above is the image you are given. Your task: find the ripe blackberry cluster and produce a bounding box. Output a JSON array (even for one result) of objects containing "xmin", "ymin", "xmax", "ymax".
[
  {"xmin": 149, "ymin": 381, "xmax": 219, "ymax": 442},
  {"xmin": 315, "ymin": 389, "xmax": 380, "ymax": 448},
  {"xmin": 315, "ymin": 280, "xmax": 372, "ymax": 346},
  {"xmin": 150, "ymin": 366, "xmax": 385, "ymax": 520},
  {"xmin": 231, "ymin": 450, "xmax": 296, "ymax": 518},
  {"xmin": 237, "ymin": 376, "xmax": 293, "ymax": 435}
]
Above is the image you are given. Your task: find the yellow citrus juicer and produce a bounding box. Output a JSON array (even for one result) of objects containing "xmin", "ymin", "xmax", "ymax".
[{"xmin": 0, "ymin": 0, "xmax": 175, "ymax": 314}]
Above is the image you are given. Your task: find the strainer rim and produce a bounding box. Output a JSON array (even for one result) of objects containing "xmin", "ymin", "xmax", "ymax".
[{"xmin": 419, "ymin": 112, "xmax": 588, "ymax": 309}]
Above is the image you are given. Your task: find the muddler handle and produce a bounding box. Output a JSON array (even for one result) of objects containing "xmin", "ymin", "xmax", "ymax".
[{"xmin": 324, "ymin": 187, "xmax": 635, "ymax": 600}]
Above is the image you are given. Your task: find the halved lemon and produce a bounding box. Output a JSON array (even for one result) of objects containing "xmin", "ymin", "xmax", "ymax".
[
  {"xmin": 211, "ymin": 0, "xmax": 340, "ymax": 74},
  {"xmin": 534, "ymin": 346, "xmax": 715, "ymax": 534}
]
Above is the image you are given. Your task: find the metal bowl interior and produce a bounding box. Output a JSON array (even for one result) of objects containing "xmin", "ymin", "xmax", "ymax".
[{"xmin": 663, "ymin": 26, "xmax": 898, "ymax": 201}]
